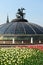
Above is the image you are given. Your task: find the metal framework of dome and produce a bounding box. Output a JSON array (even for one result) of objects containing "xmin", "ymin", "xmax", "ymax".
[{"xmin": 0, "ymin": 20, "xmax": 43, "ymax": 34}]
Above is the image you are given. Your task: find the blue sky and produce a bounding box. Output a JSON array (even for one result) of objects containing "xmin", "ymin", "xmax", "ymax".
[{"xmin": 0, "ymin": 0, "xmax": 43, "ymax": 26}]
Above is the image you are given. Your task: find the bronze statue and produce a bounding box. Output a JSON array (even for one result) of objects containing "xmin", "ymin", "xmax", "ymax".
[{"xmin": 16, "ymin": 8, "xmax": 25, "ymax": 19}]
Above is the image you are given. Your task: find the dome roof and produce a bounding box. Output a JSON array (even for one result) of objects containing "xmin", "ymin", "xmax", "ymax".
[
  {"xmin": 0, "ymin": 7, "xmax": 43, "ymax": 35},
  {"xmin": 0, "ymin": 18, "xmax": 43, "ymax": 34}
]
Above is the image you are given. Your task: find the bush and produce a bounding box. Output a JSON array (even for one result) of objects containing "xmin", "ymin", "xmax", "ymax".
[{"xmin": 0, "ymin": 48, "xmax": 43, "ymax": 65}]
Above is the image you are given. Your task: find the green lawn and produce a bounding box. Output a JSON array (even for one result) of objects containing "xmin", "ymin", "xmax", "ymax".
[{"xmin": 0, "ymin": 47, "xmax": 43, "ymax": 65}]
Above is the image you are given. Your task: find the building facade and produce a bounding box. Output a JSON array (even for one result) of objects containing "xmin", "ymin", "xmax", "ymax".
[{"xmin": 0, "ymin": 8, "xmax": 43, "ymax": 44}]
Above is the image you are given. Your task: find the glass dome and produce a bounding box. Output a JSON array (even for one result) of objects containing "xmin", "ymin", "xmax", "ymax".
[{"xmin": 0, "ymin": 18, "xmax": 43, "ymax": 34}]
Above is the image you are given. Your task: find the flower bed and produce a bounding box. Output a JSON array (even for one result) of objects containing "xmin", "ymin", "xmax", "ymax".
[
  {"xmin": 16, "ymin": 44, "xmax": 43, "ymax": 51},
  {"xmin": 0, "ymin": 48, "xmax": 43, "ymax": 65}
]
